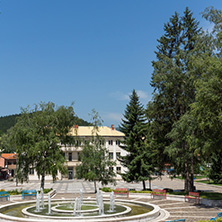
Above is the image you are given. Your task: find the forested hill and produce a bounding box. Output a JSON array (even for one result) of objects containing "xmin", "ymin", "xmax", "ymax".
[{"xmin": 0, "ymin": 114, "xmax": 90, "ymax": 135}]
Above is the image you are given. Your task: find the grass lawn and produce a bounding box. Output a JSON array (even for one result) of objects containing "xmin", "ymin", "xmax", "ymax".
[
  {"xmin": 175, "ymin": 176, "xmax": 222, "ymax": 187},
  {"xmin": 168, "ymin": 191, "xmax": 222, "ymax": 200},
  {"xmin": 176, "ymin": 175, "xmax": 207, "ymax": 180},
  {"xmin": 195, "ymin": 180, "xmax": 222, "ymax": 186}
]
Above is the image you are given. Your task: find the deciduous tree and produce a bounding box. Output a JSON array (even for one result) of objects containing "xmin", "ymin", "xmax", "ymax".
[
  {"xmin": 11, "ymin": 102, "xmax": 76, "ymax": 189},
  {"xmin": 76, "ymin": 110, "xmax": 116, "ymax": 193}
]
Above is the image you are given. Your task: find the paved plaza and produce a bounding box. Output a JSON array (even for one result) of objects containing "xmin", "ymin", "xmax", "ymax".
[
  {"xmin": 0, "ymin": 176, "xmax": 221, "ymax": 221},
  {"xmin": 0, "ymin": 175, "xmax": 221, "ymax": 194}
]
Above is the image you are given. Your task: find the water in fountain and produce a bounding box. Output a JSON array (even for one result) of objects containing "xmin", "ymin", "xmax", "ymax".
[
  {"xmin": 35, "ymin": 192, "xmax": 40, "ymax": 212},
  {"xmin": 77, "ymin": 196, "xmax": 81, "ymax": 216},
  {"xmin": 96, "ymin": 188, "xmax": 100, "ymax": 205},
  {"xmin": 40, "ymin": 188, "xmax": 44, "ymax": 209},
  {"xmin": 73, "ymin": 197, "xmax": 77, "ymax": 216},
  {"xmin": 73, "ymin": 197, "xmax": 81, "ymax": 216},
  {"xmin": 80, "ymin": 189, "xmax": 83, "ymax": 205},
  {"xmin": 98, "ymin": 192, "xmax": 104, "ymax": 215},
  {"xmin": 48, "ymin": 195, "xmax": 51, "ymax": 215},
  {"xmin": 108, "ymin": 191, "xmax": 115, "ymax": 212}
]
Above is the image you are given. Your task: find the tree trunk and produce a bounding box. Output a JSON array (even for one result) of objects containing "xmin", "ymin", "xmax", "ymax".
[
  {"xmin": 149, "ymin": 178, "xmax": 152, "ymax": 190},
  {"xmin": 94, "ymin": 180, "xmax": 97, "ymax": 193},
  {"xmin": 184, "ymin": 160, "xmax": 189, "ymax": 192},
  {"xmin": 142, "ymin": 180, "xmax": 146, "ymax": 190},
  {"xmin": 41, "ymin": 174, "xmax": 45, "ymax": 190},
  {"xmin": 190, "ymin": 154, "xmax": 195, "ymax": 192}
]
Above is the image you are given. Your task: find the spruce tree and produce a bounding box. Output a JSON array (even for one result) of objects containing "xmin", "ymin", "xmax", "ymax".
[
  {"xmin": 119, "ymin": 90, "xmax": 154, "ymax": 190},
  {"xmin": 147, "ymin": 8, "xmax": 202, "ymax": 192}
]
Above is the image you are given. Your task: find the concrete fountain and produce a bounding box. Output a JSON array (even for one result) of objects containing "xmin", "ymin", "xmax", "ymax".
[{"xmin": 0, "ymin": 189, "xmax": 169, "ymax": 222}]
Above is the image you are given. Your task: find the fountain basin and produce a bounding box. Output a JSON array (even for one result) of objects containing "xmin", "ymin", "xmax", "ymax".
[{"xmin": 0, "ymin": 198, "xmax": 166, "ymax": 222}]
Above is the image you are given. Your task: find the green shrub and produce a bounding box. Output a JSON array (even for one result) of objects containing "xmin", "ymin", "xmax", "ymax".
[
  {"xmin": 7, "ymin": 189, "xmax": 23, "ymax": 195},
  {"xmin": 43, "ymin": 188, "xmax": 53, "ymax": 194},
  {"xmin": 129, "ymin": 190, "xmax": 151, "ymax": 193},
  {"xmin": 101, "ymin": 187, "xmax": 113, "ymax": 192},
  {"xmin": 163, "ymin": 188, "xmax": 173, "ymax": 192}
]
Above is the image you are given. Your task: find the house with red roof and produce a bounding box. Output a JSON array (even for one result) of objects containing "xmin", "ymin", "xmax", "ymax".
[{"xmin": 0, "ymin": 153, "xmax": 17, "ymax": 179}]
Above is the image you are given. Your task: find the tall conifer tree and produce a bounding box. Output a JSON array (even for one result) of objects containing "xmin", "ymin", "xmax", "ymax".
[
  {"xmin": 147, "ymin": 8, "xmax": 202, "ymax": 192},
  {"xmin": 119, "ymin": 90, "xmax": 154, "ymax": 190}
]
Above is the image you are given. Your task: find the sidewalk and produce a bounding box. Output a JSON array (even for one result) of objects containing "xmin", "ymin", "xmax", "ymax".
[{"xmin": 0, "ymin": 176, "xmax": 221, "ymax": 194}]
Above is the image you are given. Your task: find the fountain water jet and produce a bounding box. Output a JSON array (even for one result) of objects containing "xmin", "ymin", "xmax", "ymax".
[
  {"xmin": 35, "ymin": 192, "xmax": 40, "ymax": 212},
  {"xmin": 108, "ymin": 191, "xmax": 115, "ymax": 212},
  {"xmin": 40, "ymin": 188, "xmax": 44, "ymax": 209},
  {"xmin": 47, "ymin": 195, "xmax": 51, "ymax": 215}
]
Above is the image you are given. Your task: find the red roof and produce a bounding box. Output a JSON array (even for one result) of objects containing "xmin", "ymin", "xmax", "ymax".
[{"xmin": 1, "ymin": 153, "xmax": 17, "ymax": 160}]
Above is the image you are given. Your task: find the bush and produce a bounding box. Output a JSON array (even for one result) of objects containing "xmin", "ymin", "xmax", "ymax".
[
  {"xmin": 142, "ymin": 188, "xmax": 152, "ymax": 191},
  {"xmin": 43, "ymin": 188, "xmax": 53, "ymax": 194},
  {"xmin": 129, "ymin": 190, "xmax": 151, "ymax": 193},
  {"xmin": 163, "ymin": 188, "xmax": 173, "ymax": 192},
  {"xmin": 101, "ymin": 187, "xmax": 113, "ymax": 192},
  {"xmin": 7, "ymin": 189, "xmax": 22, "ymax": 195}
]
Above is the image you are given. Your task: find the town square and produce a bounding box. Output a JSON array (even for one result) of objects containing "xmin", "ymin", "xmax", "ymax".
[{"xmin": 0, "ymin": 1, "xmax": 222, "ymax": 221}]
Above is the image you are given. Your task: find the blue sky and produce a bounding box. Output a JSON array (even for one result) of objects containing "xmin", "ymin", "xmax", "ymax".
[{"xmin": 0, "ymin": 0, "xmax": 221, "ymax": 127}]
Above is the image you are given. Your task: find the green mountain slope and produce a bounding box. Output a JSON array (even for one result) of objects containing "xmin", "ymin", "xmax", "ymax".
[{"xmin": 0, "ymin": 114, "xmax": 90, "ymax": 135}]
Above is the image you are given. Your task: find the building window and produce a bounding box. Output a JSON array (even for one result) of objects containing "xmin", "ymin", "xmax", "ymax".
[
  {"xmin": 109, "ymin": 140, "xmax": 113, "ymax": 145},
  {"xmin": 109, "ymin": 167, "xmax": 114, "ymax": 172},
  {"xmin": 116, "ymin": 140, "xmax": 120, "ymax": 146},
  {"xmin": 109, "ymin": 152, "xmax": 113, "ymax": 159},
  {"xmin": 76, "ymin": 140, "xmax": 80, "ymax": 146},
  {"xmin": 116, "ymin": 152, "xmax": 121, "ymax": 159},
  {"xmin": 69, "ymin": 152, "xmax": 72, "ymax": 161},
  {"xmin": 116, "ymin": 167, "xmax": 121, "ymax": 174},
  {"xmin": 100, "ymin": 140, "xmax": 105, "ymax": 146},
  {"xmin": 29, "ymin": 168, "xmax": 34, "ymax": 175}
]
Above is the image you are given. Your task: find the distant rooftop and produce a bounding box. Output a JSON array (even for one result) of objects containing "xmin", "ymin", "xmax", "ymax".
[
  {"xmin": 69, "ymin": 125, "xmax": 124, "ymax": 137},
  {"xmin": 1, "ymin": 153, "xmax": 17, "ymax": 159}
]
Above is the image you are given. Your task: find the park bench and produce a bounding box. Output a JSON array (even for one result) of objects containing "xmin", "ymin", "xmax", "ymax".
[
  {"xmin": 210, "ymin": 211, "xmax": 222, "ymax": 221},
  {"xmin": 0, "ymin": 191, "xmax": 10, "ymax": 201},
  {"xmin": 114, "ymin": 188, "xmax": 129, "ymax": 198},
  {"xmin": 151, "ymin": 189, "xmax": 166, "ymax": 199},
  {"xmin": 22, "ymin": 190, "xmax": 37, "ymax": 200},
  {"xmin": 165, "ymin": 219, "xmax": 185, "ymax": 222},
  {"xmin": 184, "ymin": 192, "xmax": 200, "ymax": 204}
]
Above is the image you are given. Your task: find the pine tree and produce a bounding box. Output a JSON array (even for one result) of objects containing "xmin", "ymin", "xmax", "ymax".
[
  {"xmin": 119, "ymin": 90, "xmax": 154, "ymax": 190},
  {"xmin": 147, "ymin": 8, "xmax": 202, "ymax": 192}
]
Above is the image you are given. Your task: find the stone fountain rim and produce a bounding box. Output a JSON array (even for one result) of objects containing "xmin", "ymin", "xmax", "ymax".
[{"xmin": 0, "ymin": 198, "xmax": 160, "ymax": 222}]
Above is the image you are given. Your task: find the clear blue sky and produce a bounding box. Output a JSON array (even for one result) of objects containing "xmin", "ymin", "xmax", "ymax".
[{"xmin": 0, "ymin": 0, "xmax": 221, "ymax": 127}]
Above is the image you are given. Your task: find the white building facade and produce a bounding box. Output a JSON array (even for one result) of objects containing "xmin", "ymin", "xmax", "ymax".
[{"xmin": 29, "ymin": 125, "xmax": 127, "ymax": 180}]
